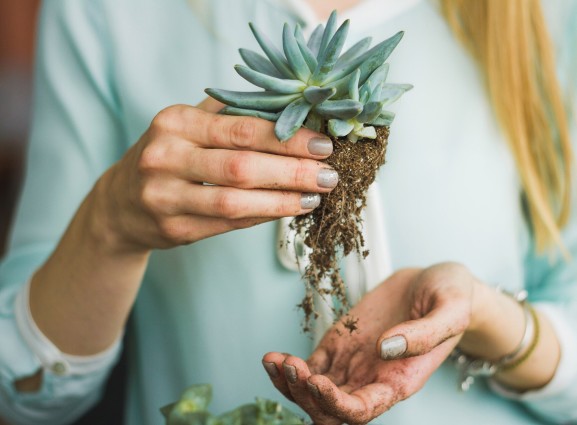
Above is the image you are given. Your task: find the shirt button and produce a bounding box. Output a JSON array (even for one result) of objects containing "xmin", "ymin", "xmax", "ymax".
[{"xmin": 51, "ymin": 361, "xmax": 67, "ymax": 376}]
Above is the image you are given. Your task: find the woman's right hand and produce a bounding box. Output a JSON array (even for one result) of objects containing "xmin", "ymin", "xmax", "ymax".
[
  {"xmin": 96, "ymin": 99, "xmax": 337, "ymax": 253},
  {"xmin": 24, "ymin": 98, "xmax": 337, "ymax": 359}
]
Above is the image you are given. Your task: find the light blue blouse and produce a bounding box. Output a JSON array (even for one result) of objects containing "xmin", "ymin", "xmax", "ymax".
[{"xmin": 1, "ymin": 0, "xmax": 576, "ymax": 424}]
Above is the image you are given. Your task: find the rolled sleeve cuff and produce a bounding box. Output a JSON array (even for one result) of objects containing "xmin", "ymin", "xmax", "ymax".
[
  {"xmin": 14, "ymin": 279, "xmax": 121, "ymax": 377},
  {"xmin": 0, "ymin": 279, "xmax": 122, "ymax": 425}
]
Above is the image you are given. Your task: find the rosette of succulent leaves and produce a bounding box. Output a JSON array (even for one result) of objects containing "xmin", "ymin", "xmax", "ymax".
[{"xmin": 206, "ymin": 10, "xmax": 412, "ymax": 143}]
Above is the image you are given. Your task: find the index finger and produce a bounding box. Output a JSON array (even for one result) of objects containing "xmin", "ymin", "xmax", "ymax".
[{"xmin": 169, "ymin": 105, "xmax": 334, "ymax": 159}]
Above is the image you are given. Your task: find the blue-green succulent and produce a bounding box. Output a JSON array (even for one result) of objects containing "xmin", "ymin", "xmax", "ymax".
[{"xmin": 206, "ymin": 11, "xmax": 411, "ymax": 142}]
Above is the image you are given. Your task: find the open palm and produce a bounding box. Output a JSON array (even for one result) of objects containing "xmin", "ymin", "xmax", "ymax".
[{"xmin": 263, "ymin": 264, "xmax": 476, "ymax": 425}]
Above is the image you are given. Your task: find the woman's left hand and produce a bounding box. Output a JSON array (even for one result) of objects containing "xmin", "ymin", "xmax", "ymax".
[{"xmin": 262, "ymin": 263, "xmax": 479, "ymax": 425}]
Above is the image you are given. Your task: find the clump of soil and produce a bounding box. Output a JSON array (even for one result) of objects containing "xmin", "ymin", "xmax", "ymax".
[{"xmin": 292, "ymin": 126, "xmax": 389, "ymax": 333}]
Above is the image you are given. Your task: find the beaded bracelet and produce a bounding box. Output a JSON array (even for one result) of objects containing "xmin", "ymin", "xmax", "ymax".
[{"xmin": 450, "ymin": 289, "xmax": 540, "ymax": 391}]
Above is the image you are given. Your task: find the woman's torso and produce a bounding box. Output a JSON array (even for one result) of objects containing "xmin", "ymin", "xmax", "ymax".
[{"xmin": 97, "ymin": 0, "xmax": 545, "ymax": 423}]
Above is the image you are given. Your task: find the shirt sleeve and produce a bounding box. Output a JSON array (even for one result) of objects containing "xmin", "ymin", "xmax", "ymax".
[{"xmin": 0, "ymin": 0, "xmax": 127, "ymax": 423}]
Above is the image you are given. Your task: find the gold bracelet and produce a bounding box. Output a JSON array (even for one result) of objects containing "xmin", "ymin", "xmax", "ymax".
[
  {"xmin": 450, "ymin": 289, "xmax": 538, "ymax": 391},
  {"xmin": 499, "ymin": 304, "xmax": 540, "ymax": 372}
]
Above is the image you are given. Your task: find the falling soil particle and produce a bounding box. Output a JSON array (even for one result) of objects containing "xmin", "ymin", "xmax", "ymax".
[{"xmin": 292, "ymin": 126, "xmax": 389, "ymax": 333}]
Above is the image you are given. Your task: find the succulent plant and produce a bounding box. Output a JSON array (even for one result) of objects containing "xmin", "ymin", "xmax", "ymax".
[
  {"xmin": 161, "ymin": 384, "xmax": 305, "ymax": 425},
  {"xmin": 326, "ymin": 65, "xmax": 412, "ymax": 142},
  {"xmin": 206, "ymin": 11, "xmax": 412, "ymax": 142},
  {"xmin": 205, "ymin": 11, "xmax": 412, "ymax": 332}
]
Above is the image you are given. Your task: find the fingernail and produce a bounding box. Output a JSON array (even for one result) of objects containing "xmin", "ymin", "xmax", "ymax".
[
  {"xmin": 301, "ymin": 193, "xmax": 321, "ymax": 209},
  {"xmin": 307, "ymin": 381, "xmax": 321, "ymax": 398},
  {"xmin": 283, "ymin": 364, "xmax": 297, "ymax": 384},
  {"xmin": 308, "ymin": 137, "xmax": 333, "ymax": 156},
  {"xmin": 380, "ymin": 336, "xmax": 407, "ymax": 360},
  {"xmin": 263, "ymin": 361, "xmax": 279, "ymax": 378},
  {"xmin": 317, "ymin": 169, "xmax": 339, "ymax": 189}
]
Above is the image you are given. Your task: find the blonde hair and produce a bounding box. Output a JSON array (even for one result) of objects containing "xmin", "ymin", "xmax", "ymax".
[
  {"xmin": 440, "ymin": 0, "xmax": 573, "ymax": 253},
  {"xmin": 187, "ymin": 0, "xmax": 210, "ymax": 26}
]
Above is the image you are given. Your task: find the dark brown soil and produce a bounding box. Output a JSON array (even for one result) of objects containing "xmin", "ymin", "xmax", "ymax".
[{"xmin": 292, "ymin": 126, "xmax": 389, "ymax": 333}]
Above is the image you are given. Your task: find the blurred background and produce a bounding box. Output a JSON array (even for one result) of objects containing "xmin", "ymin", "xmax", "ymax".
[
  {"xmin": 0, "ymin": 2, "xmax": 125, "ymax": 424},
  {"xmin": 0, "ymin": 0, "xmax": 38, "ymax": 256}
]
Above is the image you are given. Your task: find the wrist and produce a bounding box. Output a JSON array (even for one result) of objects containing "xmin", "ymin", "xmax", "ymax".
[
  {"xmin": 464, "ymin": 279, "xmax": 494, "ymax": 335},
  {"xmin": 30, "ymin": 166, "xmax": 151, "ymax": 355},
  {"xmin": 84, "ymin": 166, "xmax": 150, "ymax": 257},
  {"xmin": 459, "ymin": 284, "xmax": 526, "ymax": 361},
  {"xmin": 451, "ymin": 289, "xmax": 551, "ymax": 392}
]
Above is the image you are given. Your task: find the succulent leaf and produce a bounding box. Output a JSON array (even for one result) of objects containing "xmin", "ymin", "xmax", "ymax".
[
  {"xmin": 335, "ymin": 37, "xmax": 373, "ymax": 69},
  {"xmin": 310, "ymin": 19, "xmax": 350, "ymax": 85},
  {"xmin": 220, "ymin": 106, "xmax": 280, "ymax": 122},
  {"xmin": 303, "ymin": 86, "xmax": 336, "ymax": 104},
  {"xmin": 369, "ymin": 83, "xmax": 384, "ymax": 103},
  {"xmin": 275, "ymin": 97, "xmax": 313, "ymax": 142},
  {"xmin": 360, "ymin": 63, "xmax": 389, "ymax": 99},
  {"xmin": 307, "ymin": 24, "xmax": 324, "ymax": 55},
  {"xmin": 324, "ymin": 74, "xmax": 352, "ymax": 98},
  {"xmin": 294, "ymin": 24, "xmax": 318, "ymax": 72},
  {"xmin": 355, "ymin": 37, "xmax": 403, "ymax": 87},
  {"xmin": 249, "ymin": 23, "xmax": 296, "ymax": 78},
  {"xmin": 314, "ymin": 99, "xmax": 363, "ymax": 120},
  {"xmin": 205, "ymin": 89, "xmax": 300, "ymax": 111},
  {"xmin": 380, "ymin": 83, "xmax": 413, "ymax": 106},
  {"xmin": 348, "ymin": 69, "xmax": 361, "ymax": 101},
  {"xmin": 353, "ymin": 125, "xmax": 377, "ymax": 139},
  {"xmin": 318, "ymin": 10, "xmax": 338, "ymax": 59},
  {"xmin": 180, "ymin": 385, "xmax": 213, "ymax": 412},
  {"xmin": 167, "ymin": 406, "xmax": 211, "ymax": 425},
  {"xmin": 283, "ymin": 24, "xmax": 311, "ymax": 81},
  {"xmin": 239, "ymin": 48, "xmax": 283, "ymax": 78},
  {"xmin": 356, "ymin": 101, "xmax": 384, "ymax": 123},
  {"xmin": 324, "ymin": 31, "xmax": 404, "ymax": 84},
  {"xmin": 369, "ymin": 110, "xmax": 396, "ymax": 126},
  {"xmin": 328, "ymin": 119, "xmax": 354, "ymax": 137},
  {"xmin": 234, "ymin": 65, "xmax": 306, "ymax": 94},
  {"xmin": 304, "ymin": 113, "xmax": 322, "ymax": 133}
]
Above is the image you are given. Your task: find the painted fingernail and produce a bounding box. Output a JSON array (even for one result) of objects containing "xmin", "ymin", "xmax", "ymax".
[
  {"xmin": 307, "ymin": 381, "xmax": 321, "ymax": 398},
  {"xmin": 308, "ymin": 137, "xmax": 333, "ymax": 156},
  {"xmin": 263, "ymin": 361, "xmax": 279, "ymax": 378},
  {"xmin": 380, "ymin": 335, "xmax": 407, "ymax": 360},
  {"xmin": 301, "ymin": 193, "xmax": 321, "ymax": 209},
  {"xmin": 317, "ymin": 169, "xmax": 339, "ymax": 189},
  {"xmin": 283, "ymin": 364, "xmax": 297, "ymax": 384}
]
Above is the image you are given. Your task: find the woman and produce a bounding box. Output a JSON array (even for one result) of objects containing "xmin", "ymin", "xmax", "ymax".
[{"xmin": 0, "ymin": 0, "xmax": 575, "ymax": 424}]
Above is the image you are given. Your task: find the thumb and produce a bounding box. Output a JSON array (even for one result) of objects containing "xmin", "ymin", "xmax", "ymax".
[{"xmin": 376, "ymin": 308, "xmax": 469, "ymax": 360}]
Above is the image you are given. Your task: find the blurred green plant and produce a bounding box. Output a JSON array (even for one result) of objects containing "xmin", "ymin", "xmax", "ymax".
[{"xmin": 161, "ymin": 384, "xmax": 305, "ymax": 425}]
